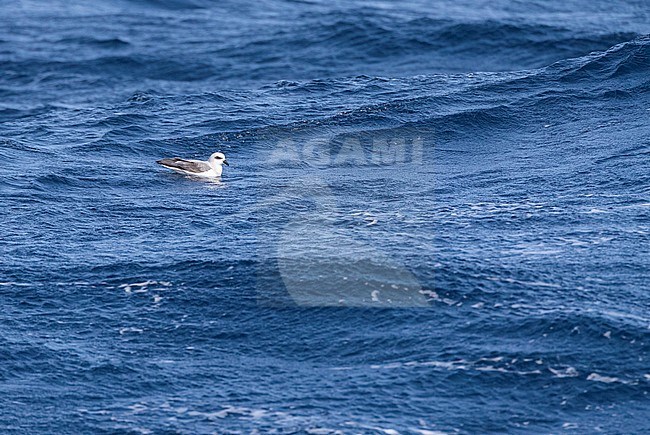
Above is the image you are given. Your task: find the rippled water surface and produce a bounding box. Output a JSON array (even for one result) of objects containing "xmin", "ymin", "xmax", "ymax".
[{"xmin": 1, "ymin": 0, "xmax": 650, "ymax": 433}]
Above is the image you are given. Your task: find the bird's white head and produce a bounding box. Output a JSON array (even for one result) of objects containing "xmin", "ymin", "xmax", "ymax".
[{"xmin": 209, "ymin": 152, "xmax": 229, "ymax": 168}]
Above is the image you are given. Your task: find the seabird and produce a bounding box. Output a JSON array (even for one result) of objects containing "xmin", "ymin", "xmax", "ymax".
[{"xmin": 157, "ymin": 152, "xmax": 229, "ymax": 177}]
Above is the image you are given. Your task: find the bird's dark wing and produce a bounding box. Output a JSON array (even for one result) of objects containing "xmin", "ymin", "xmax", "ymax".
[{"xmin": 157, "ymin": 158, "xmax": 211, "ymax": 173}]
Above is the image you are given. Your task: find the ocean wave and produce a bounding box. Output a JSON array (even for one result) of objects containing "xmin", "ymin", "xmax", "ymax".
[
  {"xmin": 284, "ymin": 15, "xmax": 639, "ymax": 68},
  {"xmin": 157, "ymin": 36, "xmax": 647, "ymax": 149},
  {"xmin": 556, "ymin": 35, "xmax": 650, "ymax": 81},
  {"xmin": 55, "ymin": 36, "xmax": 131, "ymax": 48}
]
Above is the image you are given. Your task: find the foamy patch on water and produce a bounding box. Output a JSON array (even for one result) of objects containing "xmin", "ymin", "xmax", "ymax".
[
  {"xmin": 415, "ymin": 431, "xmax": 450, "ymax": 435},
  {"xmin": 487, "ymin": 276, "xmax": 561, "ymax": 288},
  {"xmin": 76, "ymin": 408, "xmax": 111, "ymax": 416},
  {"xmin": 118, "ymin": 280, "xmax": 172, "ymax": 296},
  {"xmin": 549, "ymin": 366, "xmax": 579, "ymax": 378},
  {"xmin": 119, "ymin": 327, "xmax": 144, "ymax": 335},
  {"xmin": 376, "ymin": 428, "xmax": 398, "ymax": 435},
  {"xmin": 305, "ymin": 428, "xmax": 343, "ymax": 434},
  {"xmin": 127, "ymin": 403, "xmax": 148, "ymax": 413},
  {"xmin": 343, "ymin": 421, "xmax": 451, "ymax": 435},
  {"xmin": 418, "ymin": 290, "xmax": 460, "ymax": 306},
  {"xmin": 418, "ymin": 289, "xmax": 439, "ymax": 300},
  {"xmin": 350, "ymin": 210, "xmax": 378, "ymax": 226},
  {"xmin": 597, "ymin": 309, "xmax": 650, "ymax": 324},
  {"xmin": 160, "ymin": 402, "xmax": 336, "ymax": 429},
  {"xmin": 475, "ymin": 366, "xmax": 542, "ymax": 375},
  {"xmin": 510, "ymin": 303, "xmax": 538, "ymax": 309},
  {"xmin": 159, "ymin": 403, "xmax": 294, "ymax": 422},
  {"xmin": 363, "ymin": 357, "xmax": 543, "ymax": 376},
  {"xmin": 586, "ymin": 373, "xmax": 630, "ymax": 384},
  {"xmin": 86, "ymin": 399, "xmax": 450, "ymax": 433}
]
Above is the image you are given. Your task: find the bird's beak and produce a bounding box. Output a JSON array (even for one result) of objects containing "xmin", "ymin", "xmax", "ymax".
[{"xmin": 223, "ymin": 160, "xmax": 229, "ymax": 166}]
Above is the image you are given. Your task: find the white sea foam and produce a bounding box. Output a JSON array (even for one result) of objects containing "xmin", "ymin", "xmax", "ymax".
[
  {"xmin": 598, "ymin": 309, "xmax": 650, "ymax": 324},
  {"xmin": 118, "ymin": 280, "xmax": 172, "ymax": 295},
  {"xmin": 119, "ymin": 280, "xmax": 171, "ymax": 289},
  {"xmin": 418, "ymin": 289, "xmax": 439, "ymax": 300},
  {"xmin": 549, "ymin": 366, "xmax": 579, "ymax": 378},
  {"xmin": 487, "ymin": 276, "xmax": 561, "ymax": 288},
  {"xmin": 362, "ymin": 357, "xmax": 544, "ymax": 376},
  {"xmin": 415, "ymin": 431, "xmax": 450, "ymax": 435},
  {"xmin": 119, "ymin": 327, "xmax": 144, "ymax": 335},
  {"xmin": 586, "ymin": 373, "xmax": 628, "ymax": 384}
]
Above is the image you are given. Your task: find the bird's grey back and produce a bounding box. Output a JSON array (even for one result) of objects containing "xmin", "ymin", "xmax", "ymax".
[{"xmin": 157, "ymin": 158, "xmax": 211, "ymax": 173}]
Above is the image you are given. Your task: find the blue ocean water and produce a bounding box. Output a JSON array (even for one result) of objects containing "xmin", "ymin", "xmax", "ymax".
[{"xmin": 1, "ymin": 0, "xmax": 649, "ymax": 432}]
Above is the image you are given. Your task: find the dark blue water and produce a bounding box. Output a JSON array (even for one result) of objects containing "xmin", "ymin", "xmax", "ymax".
[{"xmin": 1, "ymin": 0, "xmax": 650, "ymax": 433}]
